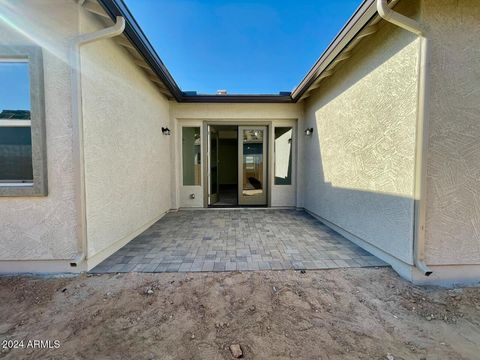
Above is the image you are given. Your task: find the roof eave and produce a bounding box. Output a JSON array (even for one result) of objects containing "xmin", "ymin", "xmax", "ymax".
[
  {"xmin": 98, "ymin": 0, "xmax": 184, "ymax": 101},
  {"xmin": 181, "ymin": 94, "xmax": 293, "ymax": 104},
  {"xmin": 98, "ymin": 0, "xmax": 295, "ymax": 103},
  {"xmin": 97, "ymin": 0, "xmax": 400, "ymax": 104},
  {"xmin": 291, "ymin": 0, "xmax": 381, "ymax": 101}
]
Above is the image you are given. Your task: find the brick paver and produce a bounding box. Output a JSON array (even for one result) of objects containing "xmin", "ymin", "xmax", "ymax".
[{"xmin": 91, "ymin": 209, "xmax": 388, "ymax": 273}]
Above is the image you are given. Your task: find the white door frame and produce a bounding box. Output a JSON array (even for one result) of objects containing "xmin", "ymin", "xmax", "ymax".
[{"xmin": 203, "ymin": 120, "xmax": 272, "ymax": 207}]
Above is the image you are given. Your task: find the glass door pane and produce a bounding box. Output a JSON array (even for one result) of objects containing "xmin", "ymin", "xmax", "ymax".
[{"xmin": 238, "ymin": 126, "xmax": 267, "ymax": 205}]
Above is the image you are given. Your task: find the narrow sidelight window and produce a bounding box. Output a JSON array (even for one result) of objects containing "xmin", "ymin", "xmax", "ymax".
[
  {"xmin": 274, "ymin": 127, "xmax": 293, "ymax": 185},
  {"xmin": 182, "ymin": 127, "xmax": 201, "ymax": 185}
]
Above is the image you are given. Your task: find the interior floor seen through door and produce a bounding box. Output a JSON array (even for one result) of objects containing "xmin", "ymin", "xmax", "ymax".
[
  {"xmin": 208, "ymin": 124, "xmax": 268, "ymax": 207},
  {"xmin": 209, "ymin": 125, "xmax": 238, "ymax": 207}
]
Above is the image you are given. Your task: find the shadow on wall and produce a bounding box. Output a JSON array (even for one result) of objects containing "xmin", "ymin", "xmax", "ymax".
[
  {"xmin": 307, "ymin": 0, "xmax": 420, "ymax": 108},
  {"xmin": 304, "ymin": 181, "xmax": 415, "ymax": 265},
  {"xmin": 301, "ymin": 14, "xmax": 421, "ymax": 267}
]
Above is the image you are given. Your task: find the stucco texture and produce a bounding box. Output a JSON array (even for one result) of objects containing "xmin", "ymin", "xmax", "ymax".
[
  {"xmin": 423, "ymin": 0, "xmax": 480, "ymax": 265},
  {"xmin": 0, "ymin": 1, "xmax": 79, "ymax": 260},
  {"xmin": 80, "ymin": 12, "xmax": 172, "ymax": 259},
  {"xmin": 171, "ymin": 103, "xmax": 301, "ymax": 120},
  {"xmin": 303, "ymin": 2, "xmax": 420, "ymax": 265}
]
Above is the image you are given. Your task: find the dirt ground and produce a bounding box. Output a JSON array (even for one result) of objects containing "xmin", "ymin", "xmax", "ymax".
[{"xmin": 0, "ymin": 268, "xmax": 479, "ymax": 360}]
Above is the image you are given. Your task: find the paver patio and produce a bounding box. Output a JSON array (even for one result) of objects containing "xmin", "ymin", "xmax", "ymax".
[{"xmin": 91, "ymin": 209, "xmax": 388, "ymax": 273}]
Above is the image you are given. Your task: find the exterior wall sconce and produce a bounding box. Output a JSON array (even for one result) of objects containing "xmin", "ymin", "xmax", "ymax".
[
  {"xmin": 304, "ymin": 128, "xmax": 314, "ymax": 136},
  {"xmin": 162, "ymin": 127, "xmax": 171, "ymax": 135}
]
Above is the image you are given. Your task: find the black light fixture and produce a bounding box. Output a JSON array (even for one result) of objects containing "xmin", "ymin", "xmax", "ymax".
[
  {"xmin": 162, "ymin": 127, "xmax": 171, "ymax": 135},
  {"xmin": 304, "ymin": 127, "xmax": 314, "ymax": 136}
]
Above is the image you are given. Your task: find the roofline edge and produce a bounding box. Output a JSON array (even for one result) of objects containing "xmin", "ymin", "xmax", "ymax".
[{"xmin": 96, "ymin": 0, "xmax": 400, "ymax": 104}]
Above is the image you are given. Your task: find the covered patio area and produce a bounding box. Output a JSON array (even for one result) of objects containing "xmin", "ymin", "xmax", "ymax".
[{"xmin": 91, "ymin": 209, "xmax": 387, "ymax": 273}]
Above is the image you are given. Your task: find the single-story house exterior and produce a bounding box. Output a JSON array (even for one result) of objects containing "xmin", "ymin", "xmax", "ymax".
[{"xmin": 0, "ymin": 0, "xmax": 478, "ymax": 285}]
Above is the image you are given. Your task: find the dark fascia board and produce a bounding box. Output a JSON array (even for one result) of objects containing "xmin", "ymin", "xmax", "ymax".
[
  {"xmin": 291, "ymin": 0, "xmax": 380, "ymax": 101},
  {"xmin": 98, "ymin": 0, "xmax": 293, "ymax": 103},
  {"xmin": 291, "ymin": 0, "xmax": 402, "ymax": 101},
  {"xmin": 98, "ymin": 0, "xmax": 391, "ymax": 103},
  {"xmin": 98, "ymin": 0, "xmax": 183, "ymax": 101},
  {"xmin": 181, "ymin": 94, "xmax": 293, "ymax": 103}
]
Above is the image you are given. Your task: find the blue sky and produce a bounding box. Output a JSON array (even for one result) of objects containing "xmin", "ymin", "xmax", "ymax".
[
  {"xmin": 125, "ymin": 0, "xmax": 361, "ymax": 94},
  {"xmin": 0, "ymin": 62, "xmax": 30, "ymax": 111}
]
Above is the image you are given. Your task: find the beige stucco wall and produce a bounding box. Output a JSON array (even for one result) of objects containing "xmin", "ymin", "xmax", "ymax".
[
  {"xmin": 80, "ymin": 11, "xmax": 172, "ymax": 263},
  {"xmin": 303, "ymin": 1, "xmax": 420, "ymax": 265},
  {"xmin": 171, "ymin": 103, "xmax": 301, "ymax": 120},
  {"xmin": 422, "ymin": 0, "xmax": 480, "ymax": 265},
  {"xmin": 0, "ymin": 0, "xmax": 79, "ymax": 263}
]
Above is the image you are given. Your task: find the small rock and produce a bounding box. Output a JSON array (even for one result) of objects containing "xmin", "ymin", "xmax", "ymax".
[
  {"xmin": 191, "ymin": 334, "xmax": 195, "ymax": 340},
  {"xmin": 145, "ymin": 288, "xmax": 154, "ymax": 295},
  {"xmin": 426, "ymin": 316, "xmax": 432, "ymax": 321},
  {"xmin": 229, "ymin": 344, "xmax": 243, "ymax": 358},
  {"xmin": 386, "ymin": 353, "xmax": 394, "ymax": 360},
  {"xmin": 61, "ymin": 288, "xmax": 67, "ymax": 293},
  {"xmin": 249, "ymin": 305, "xmax": 256, "ymax": 312}
]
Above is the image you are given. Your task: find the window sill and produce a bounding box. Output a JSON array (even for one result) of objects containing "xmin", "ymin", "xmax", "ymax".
[
  {"xmin": 0, "ymin": 182, "xmax": 33, "ymax": 187},
  {"xmin": 0, "ymin": 183, "xmax": 47, "ymax": 197}
]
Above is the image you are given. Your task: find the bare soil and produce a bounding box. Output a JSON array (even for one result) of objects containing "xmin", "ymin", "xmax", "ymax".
[{"xmin": 0, "ymin": 268, "xmax": 479, "ymax": 360}]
